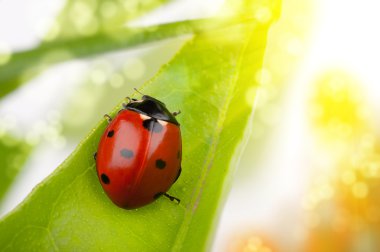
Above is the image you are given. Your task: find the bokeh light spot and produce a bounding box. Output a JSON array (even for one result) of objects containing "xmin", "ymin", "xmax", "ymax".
[
  {"xmin": 70, "ymin": 1, "xmax": 98, "ymax": 36},
  {"xmin": 254, "ymin": 6, "xmax": 272, "ymax": 24},
  {"xmin": 123, "ymin": 58, "xmax": 146, "ymax": 80},
  {"xmin": 51, "ymin": 136, "xmax": 67, "ymax": 149},
  {"xmin": 64, "ymin": 88, "xmax": 99, "ymax": 129},
  {"xmin": 309, "ymin": 70, "xmax": 366, "ymax": 141},
  {"xmin": 365, "ymin": 161, "xmax": 380, "ymax": 178},
  {"xmin": 110, "ymin": 73, "xmax": 124, "ymax": 88},
  {"xmin": 90, "ymin": 69, "xmax": 107, "ymax": 85},
  {"xmin": 255, "ymin": 68, "xmax": 272, "ymax": 85},
  {"xmin": 25, "ymin": 131, "xmax": 41, "ymax": 145},
  {"xmin": 122, "ymin": 1, "xmax": 138, "ymax": 13},
  {"xmin": 228, "ymin": 232, "xmax": 276, "ymax": 252},
  {"xmin": 319, "ymin": 184, "xmax": 334, "ymax": 200},
  {"xmin": 287, "ymin": 38, "xmax": 303, "ymax": 56},
  {"xmin": 100, "ymin": 1, "xmax": 117, "ymax": 19},
  {"xmin": 352, "ymin": 182, "xmax": 368, "ymax": 198},
  {"xmin": 341, "ymin": 170, "xmax": 356, "ymax": 185},
  {"xmin": 90, "ymin": 60, "xmax": 112, "ymax": 85}
]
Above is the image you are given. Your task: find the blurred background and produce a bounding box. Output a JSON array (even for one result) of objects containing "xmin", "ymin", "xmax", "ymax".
[{"xmin": 1, "ymin": 0, "xmax": 380, "ymax": 251}]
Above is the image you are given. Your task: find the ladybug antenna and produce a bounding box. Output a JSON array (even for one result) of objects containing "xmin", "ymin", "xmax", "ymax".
[{"xmin": 134, "ymin": 88, "xmax": 145, "ymax": 96}]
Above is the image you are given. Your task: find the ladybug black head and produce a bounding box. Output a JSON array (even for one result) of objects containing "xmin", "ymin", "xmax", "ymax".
[
  {"xmin": 125, "ymin": 96, "xmax": 179, "ymax": 126},
  {"xmin": 142, "ymin": 95, "xmax": 166, "ymax": 106}
]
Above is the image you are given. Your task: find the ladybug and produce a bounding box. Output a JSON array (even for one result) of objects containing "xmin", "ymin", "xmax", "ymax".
[{"xmin": 94, "ymin": 92, "xmax": 182, "ymax": 209}]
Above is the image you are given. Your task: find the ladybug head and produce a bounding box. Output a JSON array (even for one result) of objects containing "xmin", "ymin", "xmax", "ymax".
[
  {"xmin": 125, "ymin": 95, "xmax": 179, "ymax": 125},
  {"xmin": 142, "ymin": 95, "xmax": 166, "ymax": 106}
]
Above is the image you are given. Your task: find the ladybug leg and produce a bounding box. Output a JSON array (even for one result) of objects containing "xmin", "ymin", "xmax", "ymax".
[
  {"xmin": 164, "ymin": 193, "xmax": 180, "ymax": 204},
  {"xmin": 104, "ymin": 114, "xmax": 112, "ymax": 124},
  {"xmin": 125, "ymin": 97, "xmax": 137, "ymax": 104},
  {"xmin": 93, "ymin": 152, "xmax": 97, "ymax": 160},
  {"xmin": 123, "ymin": 97, "xmax": 138, "ymax": 109},
  {"xmin": 172, "ymin": 110, "xmax": 181, "ymax": 116}
]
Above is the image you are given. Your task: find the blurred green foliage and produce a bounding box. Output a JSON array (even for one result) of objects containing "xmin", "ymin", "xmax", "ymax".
[
  {"xmin": 0, "ymin": 0, "xmax": 162, "ymax": 99},
  {"xmin": 0, "ymin": 134, "xmax": 32, "ymax": 204},
  {"xmin": 0, "ymin": 19, "xmax": 225, "ymax": 99},
  {"xmin": 53, "ymin": 0, "xmax": 170, "ymax": 39}
]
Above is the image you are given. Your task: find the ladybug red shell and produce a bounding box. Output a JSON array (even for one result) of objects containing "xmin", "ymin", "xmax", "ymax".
[{"xmin": 95, "ymin": 95, "xmax": 182, "ymax": 209}]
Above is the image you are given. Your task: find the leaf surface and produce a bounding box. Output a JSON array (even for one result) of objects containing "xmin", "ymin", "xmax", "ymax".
[{"xmin": 0, "ymin": 19, "xmax": 273, "ymax": 251}]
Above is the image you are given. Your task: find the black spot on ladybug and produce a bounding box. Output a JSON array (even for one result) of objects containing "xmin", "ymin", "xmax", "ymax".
[
  {"xmin": 142, "ymin": 119, "xmax": 153, "ymax": 131},
  {"xmin": 142, "ymin": 119, "xmax": 163, "ymax": 133},
  {"xmin": 101, "ymin": 173, "xmax": 110, "ymax": 184},
  {"xmin": 154, "ymin": 192, "xmax": 164, "ymax": 199},
  {"xmin": 107, "ymin": 130, "xmax": 114, "ymax": 138},
  {"xmin": 156, "ymin": 159, "xmax": 166, "ymax": 169},
  {"xmin": 120, "ymin": 149, "xmax": 134, "ymax": 158}
]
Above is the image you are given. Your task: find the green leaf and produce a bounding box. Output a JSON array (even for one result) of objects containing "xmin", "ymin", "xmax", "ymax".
[
  {"xmin": 0, "ymin": 20, "xmax": 274, "ymax": 251},
  {"xmin": 0, "ymin": 134, "xmax": 33, "ymax": 204},
  {"xmin": 0, "ymin": 18, "xmax": 243, "ymax": 99}
]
